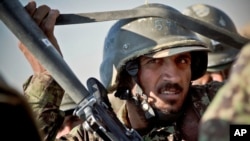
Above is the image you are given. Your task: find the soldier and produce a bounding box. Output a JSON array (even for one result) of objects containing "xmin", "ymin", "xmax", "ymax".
[
  {"xmin": 20, "ymin": 1, "xmax": 224, "ymax": 140},
  {"xmin": 101, "ymin": 3, "xmax": 225, "ymax": 140},
  {"xmin": 18, "ymin": 2, "xmax": 82, "ymax": 140},
  {"xmin": 182, "ymin": 4, "xmax": 240, "ymax": 85},
  {"xmin": 199, "ymin": 42, "xmax": 250, "ymax": 141},
  {"xmin": 240, "ymin": 23, "xmax": 250, "ymax": 39}
]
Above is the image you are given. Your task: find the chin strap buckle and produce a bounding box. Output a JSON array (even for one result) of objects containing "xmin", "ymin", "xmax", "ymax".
[{"xmin": 134, "ymin": 84, "xmax": 155, "ymax": 119}]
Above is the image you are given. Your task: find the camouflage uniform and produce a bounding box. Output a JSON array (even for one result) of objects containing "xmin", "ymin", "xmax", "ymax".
[
  {"xmin": 115, "ymin": 82, "xmax": 223, "ymax": 141},
  {"xmin": 23, "ymin": 72, "xmax": 223, "ymax": 141},
  {"xmin": 23, "ymin": 74, "xmax": 102, "ymax": 141},
  {"xmin": 199, "ymin": 42, "xmax": 250, "ymax": 141}
]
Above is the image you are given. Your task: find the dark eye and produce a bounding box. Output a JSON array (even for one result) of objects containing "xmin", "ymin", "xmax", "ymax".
[
  {"xmin": 176, "ymin": 56, "xmax": 191, "ymax": 65},
  {"xmin": 146, "ymin": 58, "xmax": 160, "ymax": 64},
  {"xmin": 180, "ymin": 58, "xmax": 187, "ymax": 64},
  {"xmin": 140, "ymin": 57, "xmax": 161, "ymax": 67}
]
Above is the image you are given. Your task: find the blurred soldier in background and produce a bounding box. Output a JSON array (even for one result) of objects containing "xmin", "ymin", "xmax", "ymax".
[
  {"xmin": 182, "ymin": 4, "xmax": 250, "ymax": 141},
  {"xmin": 0, "ymin": 74, "xmax": 43, "ymax": 141},
  {"xmin": 182, "ymin": 4, "xmax": 240, "ymax": 85},
  {"xmin": 199, "ymin": 41, "xmax": 250, "ymax": 141},
  {"xmin": 240, "ymin": 23, "xmax": 250, "ymax": 39}
]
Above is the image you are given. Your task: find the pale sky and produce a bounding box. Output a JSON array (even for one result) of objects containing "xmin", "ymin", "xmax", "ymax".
[{"xmin": 1, "ymin": 0, "xmax": 250, "ymax": 92}]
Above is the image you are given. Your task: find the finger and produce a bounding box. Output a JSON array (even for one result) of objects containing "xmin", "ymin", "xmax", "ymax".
[
  {"xmin": 41, "ymin": 9, "xmax": 60, "ymax": 35},
  {"xmin": 40, "ymin": 9, "xmax": 63, "ymax": 55},
  {"xmin": 24, "ymin": 1, "xmax": 37, "ymax": 16},
  {"xmin": 33, "ymin": 5, "xmax": 51, "ymax": 25}
]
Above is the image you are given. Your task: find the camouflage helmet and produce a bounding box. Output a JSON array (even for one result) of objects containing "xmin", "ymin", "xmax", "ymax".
[
  {"xmin": 182, "ymin": 4, "xmax": 239, "ymax": 72},
  {"xmin": 100, "ymin": 3, "xmax": 209, "ymax": 92}
]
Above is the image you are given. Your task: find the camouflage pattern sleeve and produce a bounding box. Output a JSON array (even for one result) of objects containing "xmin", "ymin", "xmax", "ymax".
[
  {"xmin": 23, "ymin": 73, "xmax": 65, "ymax": 140},
  {"xmin": 199, "ymin": 42, "xmax": 250, "ymax": 141}
]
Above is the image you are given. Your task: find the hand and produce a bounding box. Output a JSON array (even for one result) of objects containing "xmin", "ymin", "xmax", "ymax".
[{"xmin": 18, "ymin": 1, "xmax": 62, "ymax": 75}]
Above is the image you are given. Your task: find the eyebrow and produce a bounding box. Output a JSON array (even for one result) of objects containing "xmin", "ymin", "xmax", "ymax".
[
  {"xmin": 139, "ymin": 56, "xmax": 151, "ymax": 61},
  {"xmin": 177, "ymin": 53, "xmax": 191, "ymax": 58}
]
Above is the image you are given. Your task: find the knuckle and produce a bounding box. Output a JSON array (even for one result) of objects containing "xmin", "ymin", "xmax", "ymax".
[
  {"xmin": 38, "ymin": 5, "xmax": 51, "ymax": 12},
  {"xmin": 52, "ymin": 9, "xmax": 60, "ymax": 15},
  {"xmin": 43, "ymin": 24, "xmax": 53, "ymax": 35}
]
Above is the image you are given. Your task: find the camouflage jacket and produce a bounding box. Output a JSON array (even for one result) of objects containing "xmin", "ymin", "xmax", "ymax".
[
  {"xmin": 115, "ymin": 82, "xmax": 223, "ymax": 141},
  {"xmin": 23, "ymin": 73, "xmax": 223, "ymax": 141},
  {"xmin": 199, "ymin": 43, "xmax": 250, "ymax": 141},
  {"xmin": 23, "ymin": 73, "xmax": 102, "ymax": 141}
]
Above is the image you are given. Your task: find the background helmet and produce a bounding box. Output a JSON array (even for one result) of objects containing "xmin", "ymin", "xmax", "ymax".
[
  {"xmin": 100, "ymin": 3, "xmax": 209, "ymax": 92},
  {"xmin": 182, "ymin": 4, "xmax": 240, "ymax": 72}
]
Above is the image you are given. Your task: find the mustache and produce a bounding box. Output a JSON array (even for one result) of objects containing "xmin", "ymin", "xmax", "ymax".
[{"xmin": 156, "ymin": 81, "xmax": 183, "ymax": 93}]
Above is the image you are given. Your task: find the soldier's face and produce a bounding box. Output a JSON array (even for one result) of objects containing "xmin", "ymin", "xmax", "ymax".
[{"xmin": 138, "ymin": 52, "xmax": 191, "ymax": 114}]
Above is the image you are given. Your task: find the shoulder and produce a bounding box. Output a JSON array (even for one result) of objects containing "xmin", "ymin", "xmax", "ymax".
[
  {"xmin": 188, "ymin": 81, "xmax": 224, "ymax": 117},
  {"xmin": 191, "ymin": 81, "xmax": 224, "ymax": 100}
]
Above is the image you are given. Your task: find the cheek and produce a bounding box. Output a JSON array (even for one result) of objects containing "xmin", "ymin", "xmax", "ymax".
[
  {"xmin": 138, "ymin": 69, "xmax": 158, "ymax": 92},
  {"xmin": 182, "ymin": 66, "xmax": 192, "ymax": 84},
  {"xmin": 181, "ymin": 67, "xmax": 192, "ymax": 93}
]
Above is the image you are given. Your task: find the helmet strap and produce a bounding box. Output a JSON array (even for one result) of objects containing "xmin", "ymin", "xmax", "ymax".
[
  {"xmin": 114, "ymin": 81, "xmax": 156, "ymax": 119},
  {"xmin": 133, "ymin": 84, "xmax": 155, "ymax": 119},
  {"xmin": 123, "ymin": 60, "xmax": 156, "ymax": 119}
]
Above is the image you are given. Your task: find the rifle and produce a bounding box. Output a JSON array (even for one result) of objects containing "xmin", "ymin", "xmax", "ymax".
[{"xmin": 0, "ymin": 0, "xmax": 142, "ymax": 140}]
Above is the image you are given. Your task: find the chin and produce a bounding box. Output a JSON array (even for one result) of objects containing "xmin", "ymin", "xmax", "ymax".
[
  {"xmin": 151, "ymin": 101, "xmax": 183, "ymax": 119},
  {"xmin": 153, "ymin": 107, "xmax": 182, "ymax": 122},
  {"xmin": 154, "ymin": 104, "xmax": 179, "ymax": 113},
  {"xmin": 162, "ymin": 106, "xmax": 179, "ymax": 114},
  {"xmin": 156, "ymin": 102, "xmax": 181, "ymax": 113}
]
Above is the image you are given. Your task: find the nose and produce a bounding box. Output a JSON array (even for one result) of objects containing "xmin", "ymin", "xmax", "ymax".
[{"xmin": 160, "ymin": 58, "xmax": 181, "ymax": 82}]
